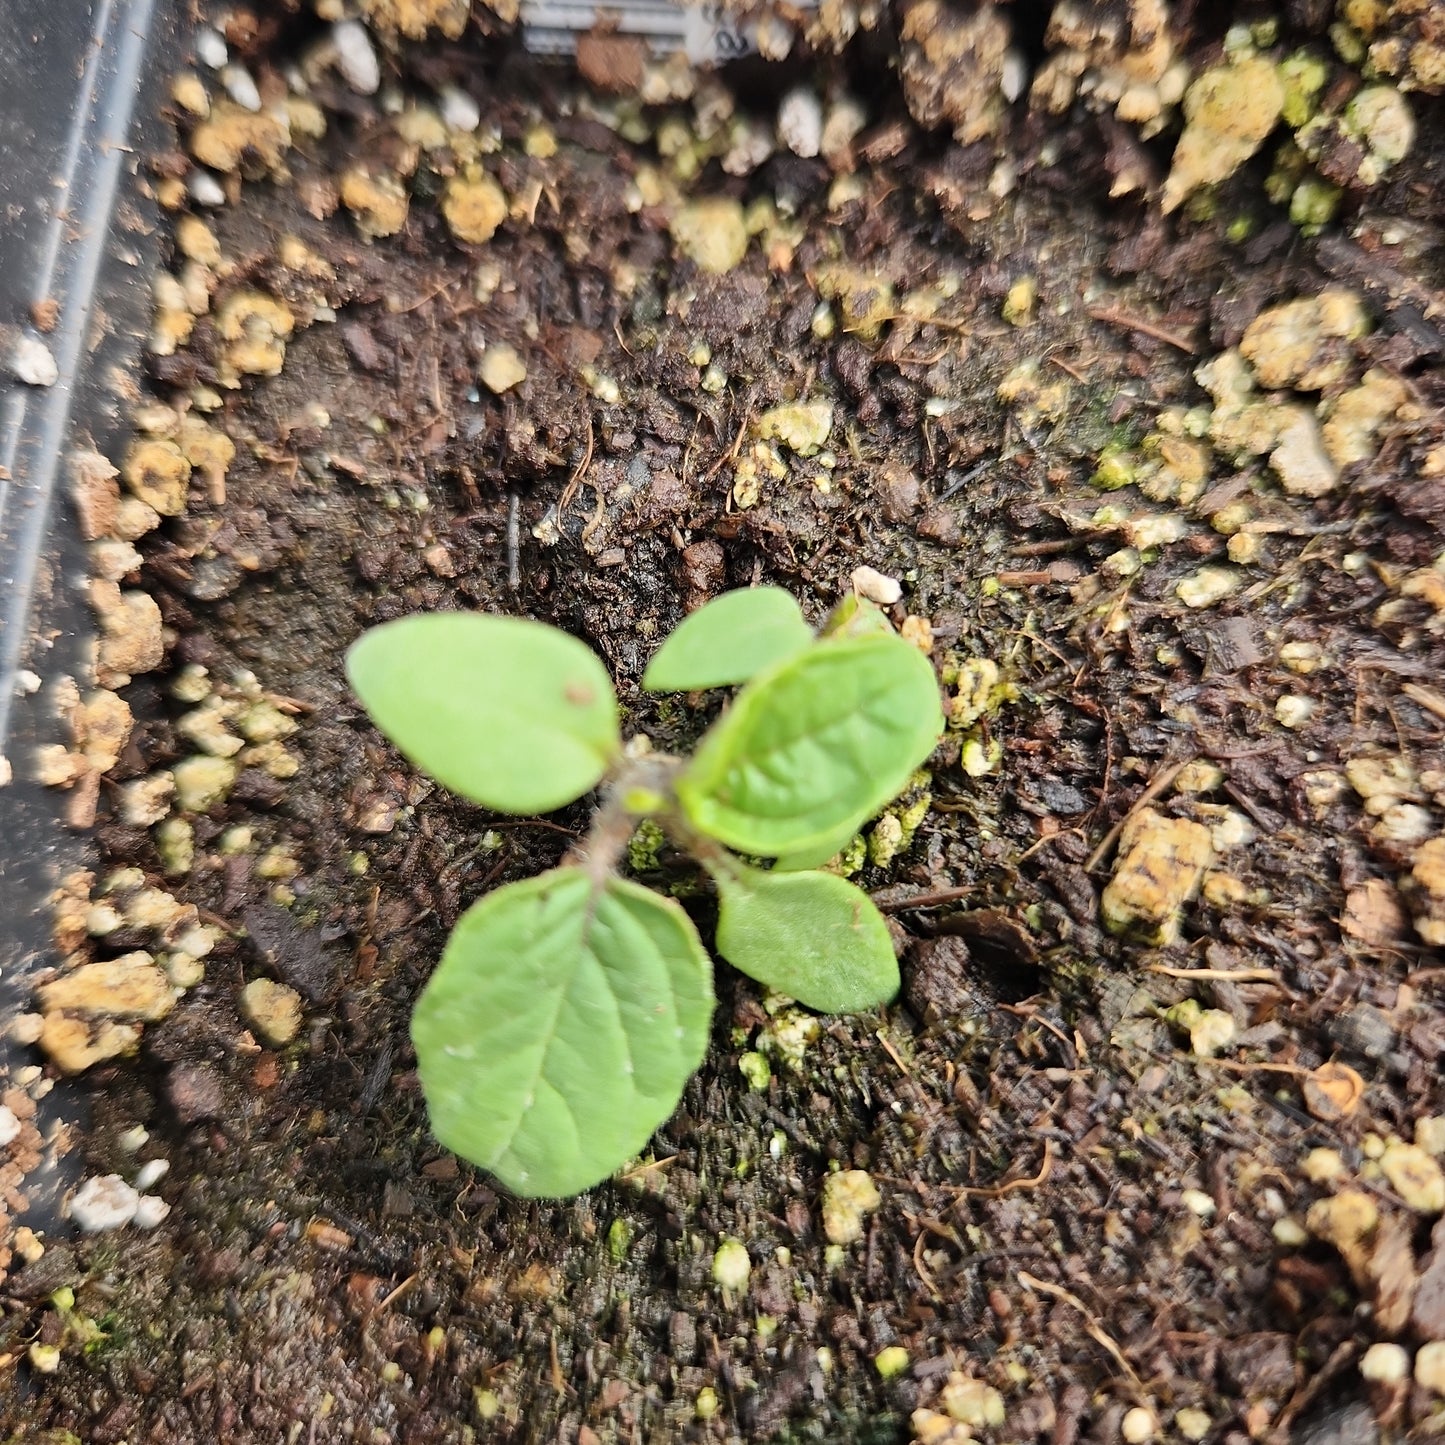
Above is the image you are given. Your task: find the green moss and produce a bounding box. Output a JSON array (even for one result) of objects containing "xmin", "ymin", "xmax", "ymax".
[
  {"xmin": 626, "ymin": 818, "xmax": 667, "ymax": 873},
  {"xmin": 1091, "ymin": 445, "xmax": 1136, "ymax": 491},
  {"xmin": 1279, "ymin": 50, "xmax": 1329, "ymax": 127},
  {"xmin": 1290, "ymin": 176, "xmax": 1342, "ymax": 231}
]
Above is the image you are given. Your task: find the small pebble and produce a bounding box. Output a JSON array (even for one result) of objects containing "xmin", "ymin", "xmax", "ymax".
[
  {"xmin": 874, "ymin": 1346, "xmax": 910, "ymax": 1378},
  {"xmin": 778, "ymin": 86, "xmax": 823, "ymax": 159},
  {"xmin": 220, "ymin": 63, "xmax": 262, "ymax": 113},
  {"xmin": 480, "ymin": 343, "xmax": 527, "ymax": 394},
  {"xmin": 940, "ymin": 1375, "xmax": 1005, "ymax": 1427},
  {"xmin": 1380, "ymin": 1140, "xmax": 1445, "ymax": 1213},
  {"xmin": 133, "ymin": 1194, "xmax": 172, "ymax": 1229},
  {"xmin": 332, "ymin": 19, "xmax": 380, "ymax": 95},
  {"xmin": 1360, "ymin": 1341, "xmax": 1411, "ymax": 1383},
  {"xmin": 240, "ymin": 977, "xmax": 304, "ymax": 1047},
  {"xmin": 1174, "ymin": 1408, "xmax": 1212, "ymax": 1443},
  {"xmin": 850, "ymin": 565, "xmax": 902, "ymax": 606},
  {"xmin": 1176, "ymin": 565, "xmax": 1242, "ymax": 608},
  {"xmin": 188, "ymin": 170, "xmax": 227, "ymax": 207},
  {"xmin": 133, "ymin": 1158, "xmax": 169, "ymax": 1191},
  {"xmin": 0, "ymin": 1104, "xmax": 20, "ymax": 1147},
  {"xmin": 194, "ymin": 27, "xmax": 227, "ymax": 69},
  {"xmin": 1180, "ymin": 1188, "xmax": 1217, "ymax": 1219},
  {"xmin": 1120, "ymin": 1405, "xmax": 1157, "ymax": 1443},
  {"xmin": 1417, "ymin": 1340, "xmax": 1445, "ymax": 1395},
  {"xmin": 1275, "ymin": 694, "xmax": 1316, "ymax": 729},
  {"xmin": 69, "ymin": 1174, "xmax": 141, "ymax": 1232},
  {"xmin": 820, "ymin": 1168, "xmax": 882, "ymax": 1244},
  {"xmin": 1001, "ymin": 48, "xmax": 1029, "ymax": 103},
  {"xmin": 28, "ymin": 1344, "xmax": 61, "ymax": 1374},
  {"xmin": 711, "ymin": 1238, "xmax": 751, "ymax": 1296},
  {"xmin": 9, "ymin": 334, "xmax": 59, "ymax": 387},
  {"xmin": 439, "ymin": 84, "xmax": 480, "ymax": 132},
  {"xmin": 1271, "ymin": 1216, "xmax": 1308, "ymax": 1247}
]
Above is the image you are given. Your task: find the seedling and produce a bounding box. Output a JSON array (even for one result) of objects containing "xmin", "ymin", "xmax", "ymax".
[{"xmin": 347, "ymin": 587, "xmax": 943, "ymax": 1196}]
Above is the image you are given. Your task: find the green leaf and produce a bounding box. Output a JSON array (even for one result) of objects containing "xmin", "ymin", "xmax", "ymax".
[
  {"xmin": 412, "ymin": 868, "xmax": 714, "ymax": 1197},
  {"xmin": 676, "ymin": 634, "xmax": 943, "ymax": 856},
  {"xmin": 347, "ymin": 613, "xmax": 619, "ymax": 814},
  {"xmin": 642, "ymin": 587, "xmax": 812, "ymax": 692},
  {"xmin": 818, "ymin": 594, "xmax": 894, "ymax": 640},
  {"xmin": 773, "ymin": 822, "xmax": 860, "ymax": 872},
  {"xmin": 714, "ymin": 866, "xmax": 898, "ymax": 1013}
]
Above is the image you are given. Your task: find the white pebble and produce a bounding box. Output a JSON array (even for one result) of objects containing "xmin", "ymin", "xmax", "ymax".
[
  {"xmin": 439, "ymin": 84, "xmax": 480, "ymax": 132},
  {"xmin": 1001, "ymin": 49, "xmax": 1029, "ymax": 103},
  {"xmin": 778, "ymin": 86, "xmax": 823, "ymax": 160},
  {"xmin": 0, "ymin": 1105, "xmax": 20, "ymax": 1147},
  {"xmin": 1360, "ymin": 1341, "xmax": 1411, "ymax": 1383},
  {"xmin": 69, "ymin": 1174, "xmax": 140, "ymax": 1232},
  {"xmin": 195, "ymin": 28, "xmax": 228, "ymax": 69},
  {"xmin": 221, "ymin": 63, "xmax": 262, "ymax": 113},
  {"xmin": 133, "ymin": 1158, "xmax": 170, "ymax": 1192},
  {"xmin": 332, "ymin": 20, "xmax": 381, "ymax": 96},
  {"xmin": 15, "ymin": 669, "xmax": 41, "ymax": 695},
  {"xmin": 850, "ymin": 565, "xmax": 902, "ymax": 606},
  {"xmin": 1275, "ymin": 694, "xmax": 1316, "ymax": 729},
  {"xmin": 133, "ymin": 1194, "xmax": 172, "ymax": 1229},
  {"xmin": 188, "ymin": 170, "xmax": 227, "ymax": 207},
  {"xmin": 9, "ymin": 334, "xmax": 59, "ymax": 387}
]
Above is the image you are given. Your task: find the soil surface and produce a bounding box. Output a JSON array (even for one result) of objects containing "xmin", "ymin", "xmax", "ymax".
[{"xmin": 4, "ymin": 6, "xmax": 1445, "ymax": 1445}]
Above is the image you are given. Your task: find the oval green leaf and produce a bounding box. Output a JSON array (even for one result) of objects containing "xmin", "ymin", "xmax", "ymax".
[
  {"xmin": 773, "ymin": 821, "xmax": 861, "ymax": 872},
  {"xmin": 818, "ymin": 594, "xmax": 894, "ymax": 640},
  {"xmin": 412, "ymin": 868, "xmax": 714, "ymax": 1197},
  {"xmin": 714, "ymin": 866, "xmax": 899, "ymax": 1013},
  {"xmin": 676, "ymin": 634, "xmax": 943, "ymax": 856},
  {"xmin": 642, "ymin": 587, "xmax": 812, "ymax": 692},
  {"xmin": 347, "ymin": 613, "xmax": 620, "ymax": 814}
]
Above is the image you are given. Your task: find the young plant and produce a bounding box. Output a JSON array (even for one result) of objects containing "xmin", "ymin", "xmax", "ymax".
[{"xmin": 347, "ymin": 587, "xmax": 942, "ymax": 1197}]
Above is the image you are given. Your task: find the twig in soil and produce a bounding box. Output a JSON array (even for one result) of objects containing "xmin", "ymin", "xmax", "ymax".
[
  {"xmin": 704, "ymin": 398, "xmax": 754, "ymax": 487},
  {"xmin": 1010, "ymin": 537, "xmax": 1087, "ymax": 557},
  {"xmin": 1017, "ymin": 1270, "xmax": 1143, "ymax": 1390},
  {"xmin": 1086, "ymin": 307, "xmax": 1197, "ymax": 353},
  {"xmin": 906, "ymin": 1212, "xmax": 968, "ymax": 1301},
  {"xmin": 912, "ymin": 1227, "xmax": 943, "ymax": 1301},
  {"xmin": 485, "ymin": 818, "xmax": 580, "ymax": 838},
  {"xmin": 938, "ymin": 456, "xmax": 994, "ymax": 502},
  {"xmin": 1148, "ymin": 963, "xmax": 1280, "ymax": 983},
  {"xmin": 1190, "ymin": 1057, "xmax": 1307, "ymax": 1075},
  {"xmin": 549, "ymin": 1331, "xmax": 565, "ymax": 1394},
  {"xmin": 506, "ymin": 492, "xmax": 521, "ymax": 590},
  {"xmin": 872, "ymin": 884, "xmax": 973, "ymax": 913},
  {"xmin": 618, "ymin": 1155, "xmax": 678, "ymax": 1182},
  {"xmin": 557, "ymin": 415, "xmax": 594, "ymax": 519},
  {"xmin": 940, "ymin": 1141, "xmax": 1054, "ymax": 1200},
  {"xmin": 1403, "ymin": 681, "xmax": 1445, "ymax": 722},
  {"xmin": 875, "ymin": 1029, "xmax": 912, "ymax": 1075},
  {"xmin": 998, "ymin": 1004, "xmax": 1076, "ymax": 1061},
  {"xmin": 1085, "ymin": 758, "xmax": 1191, "ymax": 872},
  {"xmin": 365, "ymin": 1272, "xmax": 418, "ymax": 1324},
  {"xmin": 263, "ymin": 690, "xmax": 315, "ymax": 714},
  {"xmin": 395, "ymin": 279, "xmax": 452, "ymax": 313},
  {"xmin": 580, "ymin": 482, "xmax": 608, "ymax": 547},
  {"xmin": 1267, "ymin": 1338, "xmax": 1357, "ymax": 1445}
]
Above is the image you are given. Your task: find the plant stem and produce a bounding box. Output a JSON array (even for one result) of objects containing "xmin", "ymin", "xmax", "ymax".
[{"xmin": 563, "ymin": 751, "xmax": 683, "ymax": 888}]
